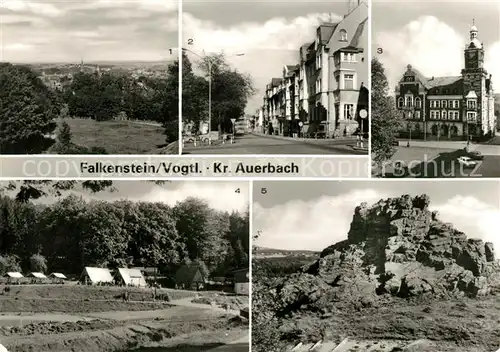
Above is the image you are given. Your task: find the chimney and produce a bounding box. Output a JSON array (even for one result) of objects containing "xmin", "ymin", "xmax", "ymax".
[{"xmin": 431, "ymin": 76, "xmax": 434, "ymax": 80}]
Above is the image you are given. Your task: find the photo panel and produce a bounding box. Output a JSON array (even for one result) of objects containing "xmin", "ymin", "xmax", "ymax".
[
  {"xmin": 0, "ymin": 180, "xmax": 249, "ymax": 351},
  {"xmin": 0, "ymin": 0, "xmax": 179, "ymax": 155},
  {"xmin": 371, "ymin": 0, "xmax": 500, "ymax": 178},
  {"xmin": 181, "ymin": 0, "xmax": 369, "ymax": 155},
  {"xmin": 252, "ymin": 180, "xmax": 500, "ymax": 352}
]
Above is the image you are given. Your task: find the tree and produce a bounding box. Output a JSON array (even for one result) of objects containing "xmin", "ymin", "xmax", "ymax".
[
  {"xmin": 371, "ymin": 57, "xmax": 402, "ymax": 166},
  {"xmin": 0, "ymin": 63, "xmax": 58, "ymax": 153},
  {"xmin": 29, "ymin": 254, "xmax": 47, "ymax": 273},
  {"xmin": 194, "ymin": 53, "xmax": 255, "ymax": 133}
]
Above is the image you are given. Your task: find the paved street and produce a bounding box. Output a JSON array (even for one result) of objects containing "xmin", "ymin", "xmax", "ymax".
[
  {"xmin": 374, "ymin": 140, "xmax": 500, "ymax": 178},
  {"xmin": 183, "ymin": 133, "xmax": 368, "ymax": 155}
]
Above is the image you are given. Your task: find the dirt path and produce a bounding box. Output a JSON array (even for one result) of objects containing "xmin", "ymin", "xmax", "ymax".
[{"xmin": 169, "ymin": 298, "xmax": 241, "ymax": 316}]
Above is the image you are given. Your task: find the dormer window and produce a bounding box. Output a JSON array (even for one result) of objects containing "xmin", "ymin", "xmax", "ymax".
[{"xmin": 339, "ymin": 29, "xmax": 347, "ymax": 41}]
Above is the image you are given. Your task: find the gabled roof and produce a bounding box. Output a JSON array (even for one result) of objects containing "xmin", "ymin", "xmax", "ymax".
[
  {"xmin": 28, "ymin": 272, "xmax": 47, "ymax": 279},
  {"xmin": 348, "ymin": 17, "xmax": 367, "ymax": 49},
  {"xmin": 271, "ymin": 77, "xmax": 282, "ymax": 87},
  {"xmin": 49, "ymin": 273, "xmax": 67, "ymax": 279},
  {"xmin": 175, "ymin": 264, "xmax": 205, "ymax": 285},
  {"xmin": 319, "ymin": 23, "xmax": 338, "ymax": 44},
  {"xmin": 400, "ymin": 65, "xmax": 462, "ymax": 90},
  {"xmin": 4, "ymin": 272, "xmax": 23, "ymax": 278},
  {"xmin": 465, "ymin": 90, "xmax": 478, "ymax": 99},
  {"xmin": 117, "ymin": 268, "xmax": 147, "ymax": 287},
  {"xmin": 82, "ymin": 267, "xmax": 114, "ymax": 283}
]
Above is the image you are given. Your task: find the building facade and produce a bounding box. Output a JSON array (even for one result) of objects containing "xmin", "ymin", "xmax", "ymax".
[
  {"xmin": 262, "ymin": 0, "xmax": 369, "ymax": 138},
  {"xmin": 396, "ymin": 23, "xmax": 495, "ymax": 141}
]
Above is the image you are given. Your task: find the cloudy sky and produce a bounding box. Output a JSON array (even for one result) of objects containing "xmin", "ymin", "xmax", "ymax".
[
  {"xmin": 4, "ymin": 181, "xmax": 249, "ymax": 213},
  {"xmin": 253, "ymin": 180, "xmax": 500, "ymax": 253},
  {"xmin": 182, "ymin": 0, "xmax": 357, "ymax": 113},
  {"xmin": 373, "ymin": 0, "xmax": 500, "ymax": 92},
  {"xmin": 0, "ymin": 0, "xmax": 178, "ymax": 63}
]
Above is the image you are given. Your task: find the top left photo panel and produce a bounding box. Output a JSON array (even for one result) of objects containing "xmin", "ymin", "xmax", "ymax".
[{"xmin": 0, "ymin": 0, "xmax": 180, "ymax": 155}]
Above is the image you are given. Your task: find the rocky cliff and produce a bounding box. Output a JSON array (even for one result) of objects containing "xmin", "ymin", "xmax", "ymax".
[{"xmin": 272, "ymin": 195, "xmax": 500, "ymax": 314}]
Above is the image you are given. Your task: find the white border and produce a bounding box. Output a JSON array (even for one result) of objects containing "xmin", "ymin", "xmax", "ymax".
[
  {"xmin": 367, "ymin": 0, "xmax": 372, "ymax": 177},
  {"xmin": 178, "ymin": 0, "xmax": 183, "ymax": 155},
  {"xmin": 248, "ymin": 180, "xmax": 254, "ymax": 349}
]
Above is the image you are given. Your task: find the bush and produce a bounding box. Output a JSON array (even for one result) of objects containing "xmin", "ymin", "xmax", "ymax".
[
  {"xmin": 29, "ymin": 254, "xmax": 47, "ymax": 273},
  {"xmin": 0, "ymin": 255, "xmax": 22, "ymax": 275}
]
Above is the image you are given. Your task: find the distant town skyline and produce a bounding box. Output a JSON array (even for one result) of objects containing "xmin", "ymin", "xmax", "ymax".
[{"xmin": 1, "ymin": 0, "xmax": 178, "ymax": 63}]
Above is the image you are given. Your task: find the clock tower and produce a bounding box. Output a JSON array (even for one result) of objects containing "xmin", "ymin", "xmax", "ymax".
[{"xmin": 463, "ymin": 20, "xmax": 485, "ymax": 70}]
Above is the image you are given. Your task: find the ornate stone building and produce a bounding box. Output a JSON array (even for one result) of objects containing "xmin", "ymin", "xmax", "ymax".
[{"xmin": 396, "ymin": 22, "xmax": 495, "ymax": 141}]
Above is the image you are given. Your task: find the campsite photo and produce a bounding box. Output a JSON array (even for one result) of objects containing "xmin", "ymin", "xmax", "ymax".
[{"xmin": 0, "ymin": 180, "xmax": 250, "ymax": 352}]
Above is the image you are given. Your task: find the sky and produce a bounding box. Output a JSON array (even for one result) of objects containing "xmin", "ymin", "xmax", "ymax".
[
  {"xmin": 0, "ymin": 0, "xmax": 178, "ymax": 63},
  {"xmin": 253, "ymin": 180, "xmax": 500, "ymax": 253},
  {"xmin": 372, "ymin": 0, "xmax": 500, "ymax": 92},
  {"xmin": 3, "ymin": 181, "xmax": 249, "ymax": 213},
  {"xmin": 182, "ymin": 0, "xmax": 358, "ymax": 114}
]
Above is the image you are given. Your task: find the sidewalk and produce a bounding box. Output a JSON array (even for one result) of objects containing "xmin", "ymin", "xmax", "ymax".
[{"xmin": 252, "ymin": 132, "xmax": 368, "ymax": 152}]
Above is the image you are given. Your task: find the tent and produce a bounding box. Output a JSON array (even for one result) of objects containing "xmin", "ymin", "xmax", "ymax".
[
  {"xmin": 117, "ymin": 268, "xmax": 147, "ymax": 287},
  {"xmin": 28, "ymin": 272, "xmax": 47, "ymax": 279},
  {"xmin": 49, "ymin": 273, "xmax": 67, "ymax": 279},
  {"xmin": 175, "ymin": 264, "xmax": 205, "ymax": 290},
  {"xmin": 81, "ymin": 267, "xmax": 114, "ymax": 285},
  {"xmin": 4, "ymin": 272, "xmax": 23, "ymax": 278}
]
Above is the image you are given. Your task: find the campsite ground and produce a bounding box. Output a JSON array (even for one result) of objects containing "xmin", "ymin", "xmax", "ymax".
[{"xmin": 0, "ymin": 284, "xmax": 249, "ymax": 352}]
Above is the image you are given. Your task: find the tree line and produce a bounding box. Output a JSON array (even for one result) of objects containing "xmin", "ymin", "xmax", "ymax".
[
  {"xmin": 182, "ymin": 52, "xmax": 255, "ymax": 135},
  {"xmin": 0, "ymin": 194, "xmax": 249, "ymax": 280},
  {"xmin": 0, "ymin": 61, "xmax": 178, "ymax": 154}
]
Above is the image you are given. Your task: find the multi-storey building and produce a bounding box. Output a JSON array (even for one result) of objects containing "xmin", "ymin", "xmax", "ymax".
[
  {"xmin": 396, "ymin": 22, "xmax": 495, "ymax": 141},
  {"xmin": 262, "ymin": 0, "xmax": 368, "ymax": 138}
]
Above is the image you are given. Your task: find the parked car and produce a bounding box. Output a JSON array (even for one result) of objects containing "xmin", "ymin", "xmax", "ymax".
[
  {"xmin": 457, "ymin": 156, "xmax": 477, "ymax": 168},
  {"xmin": 467, "ymin": 150, "xmax": 484, "ymax": 160}
]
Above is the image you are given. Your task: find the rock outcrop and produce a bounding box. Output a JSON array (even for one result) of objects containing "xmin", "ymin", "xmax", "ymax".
[{"xmin": 274, "ymin": 195, "xmax": 500, "ymax": 313}]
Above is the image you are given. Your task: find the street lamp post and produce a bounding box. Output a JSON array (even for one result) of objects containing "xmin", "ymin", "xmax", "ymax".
[{"xmin": 182, "ymin": 48, "xmax": 245, "ymax": 145}]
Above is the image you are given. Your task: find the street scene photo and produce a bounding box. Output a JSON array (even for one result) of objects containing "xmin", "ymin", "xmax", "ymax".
[
  {"xmin": 252, "ymin": 180, "xmax": 500, "ymax": 352},
  {"xmin": 0, "ymin": 0, "xmax": 180, "ymax": 155},
  {"xmin": 0, "ymin": 181, "xmax": 249, "ymax": 352},
  {"xmin": 181, "ymin": 0, "xmax": 369, "ymax": 155},
  {"xmin": 371, "ymin": 0, "xmax": 500, "ymax": 177}
]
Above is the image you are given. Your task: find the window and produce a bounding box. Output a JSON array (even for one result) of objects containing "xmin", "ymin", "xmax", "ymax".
[
  {"xmin": 398, "ymin": 97, "xmax": 404, "ymax": 108},
  {"xmin": 405, "ymin": 95, "xmax": 413, "ymax": 107},
  {"xmin": 339, "ymin": 29, "xmax": 347, "ymax": 41},
  {"xmin": 344, "ymin": 74, "xmax": 354, "ymax": 89},
  {"xmin": 436, "ymin": 101, "xmax": 440, "ymax": 108},
  {"xmin": 454, "ymin": 111, "xmax": 460, "ymax": 120},
  {"xmin": 415, "ymin": 111, "xmax": 421, "ymax": 119},
  {"xmin": 344, "ymin": 104, "xmax": 354, "ymax": 119},
  {"xmin": 430, "ymin": 100, "xmax": 435, "ymax": 108},
  {"xmin": 316, "ymin": 54, "xmax": 322, "ymax": 69},
  {"xmin": 467, "ymin": 112, "xmax": 476, "ymax": 120},
  {"xmin": 441, "ymin": 111, "xmax": 446, "ymax": 119},
  {"xmin": 316, "ymin": 78, "xmax": 322, "ymax": 92},
  {"xmin": 430, "ymin": 111, "xmax": 435, "ymax": 119},
  {"xmin": 415, "ymin": 97, "xmax": 421, "ymax": 108},
  {"xmin": 441, "ymin": 100, "xmax": 447, "ymax": 108},
  {"xmin": 448, "ymin": 111, "xmax": 453, "ymax": 120},
  {"xmin": 467, "ymin": 100, "xmax": 476, "ymax": 109}
]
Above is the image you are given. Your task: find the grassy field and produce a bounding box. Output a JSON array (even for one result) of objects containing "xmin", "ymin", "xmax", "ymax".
[
  {"xmin": 0, "ymin": 284, "xmax": 246, "ymax": 352},
  {"xmin": 58, "ymin": 118, "xmax": 169, "ymax": 154}
]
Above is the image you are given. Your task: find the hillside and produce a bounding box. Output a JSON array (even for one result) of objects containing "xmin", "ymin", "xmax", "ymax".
[
  {"xmin": 254, "ymin": 246, "xmax": 320, "ymax": 257},
  {"xmin": 252, "ymin": 195, "xmax": 500, "ymax": 352}
]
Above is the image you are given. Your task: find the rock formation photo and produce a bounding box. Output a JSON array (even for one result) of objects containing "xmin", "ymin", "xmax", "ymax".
[{"xmin": 252, "ymin": 194, "xmax": 500, "ymax": 352}]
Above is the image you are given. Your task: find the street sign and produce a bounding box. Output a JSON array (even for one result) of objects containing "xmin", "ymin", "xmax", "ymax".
[
  {"xmin": 360, "ymin": 109, "xmax": 368, "ymax": 119},
  {"xmin": 230, "ymin": 118, "xmax": 236, "ymax": 124},
  {"xmin": 298, "ymin": 121, "xmax": 304, "ymax": 127}
]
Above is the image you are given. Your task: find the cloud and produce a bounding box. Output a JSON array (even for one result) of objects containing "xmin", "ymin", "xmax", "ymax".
[
  {"xmin": 1, "ymin": 0, "xmax": 178, "ymax": 62},
  {"xmin": 376, "ymin": 16, "xmax": 500, "ymax": 92},
  {"xmin": 432, "ymin": 196, "xmax": 500, "ymax": 254},
  {"xmin": 253, "ymin": 189, "xmax": 383, "ymax": 251},
  {"xmin": 255, "ymin": 191, "xmax": 500, "ymax": 254},
  {"xmin": 132, "ymin": 182, "xmax": 249, "ymax": 213},
  {"xmin": 182, "ymin": 12, "xmax": 339, "ymax": 113}
]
